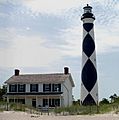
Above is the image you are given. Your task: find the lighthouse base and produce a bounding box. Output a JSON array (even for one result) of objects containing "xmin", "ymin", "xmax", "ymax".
[{"xmin": 81, "ymin": 94, "xmax": 96, "ymax": 105}]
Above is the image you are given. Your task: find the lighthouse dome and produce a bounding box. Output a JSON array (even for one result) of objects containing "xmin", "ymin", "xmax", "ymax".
[
  {"xmin": 81, "ymin": 4, "xmax": 95, "ymax": 20},
  {"xmin": 83, "ymin": 4, "xmax": 92, "ymax": 13}
]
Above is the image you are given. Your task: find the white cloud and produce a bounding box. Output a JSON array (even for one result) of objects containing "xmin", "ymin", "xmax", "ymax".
[
  {"xmin": 115, "ymin": 2, "xmax": 119, "ymax": 10},
  {"xmin": 0, "ymin": 0, "xmax": 7, "ymax": 3},
  {"xmin": 0, "ymin": 28, "xmax": 62, "ymax": 68},
  {"xmin": 1, "ymin": 0, "xmax": 119, "ymax": 68},
  {"xmin": 0, "ymin": 28, "xmax": 16, "ymax": 47},
  {"xmin": 21, "ymin": 0, "xmax": 91, "ymax": 14},
  {"xmin": 0, "ymin": 12, "xmax": 9, "ymax": 18},
  {"xmin": 59, "ymin": 21, "xmax": 119, "ymax": 57},
  {"xmin": 96, "ymin": 25, "xmax": 119, "ymax": 54},
  {"xmin": 60, "ymin": 25, "xmax": 82, "ymax": 56},
  {"xmin": 0, "ymin": 0, "xmax": 21, "ymax": 5}
]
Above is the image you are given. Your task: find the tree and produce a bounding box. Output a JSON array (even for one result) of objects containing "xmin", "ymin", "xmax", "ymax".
[
  {"xmin": 0, "ymin": 85, "xmax": 7, "ymax": 101},
  {"xmin": 114, "ymin": 96, "xmax": 119, "ymax": 103},
  {"xmin": 113, "ymin": 94, "xmax": 118, "ymax": 99},
  {"xmin": 73, "ymin": 99, "xmax": 80, "ymax": 105},
  {"xmin": 109, "ymin": 93, "xmax": 118, "ymax": 103},
  {"xmin": 100, "ymin": 98, "xmax": 109, "ymax": 104}
]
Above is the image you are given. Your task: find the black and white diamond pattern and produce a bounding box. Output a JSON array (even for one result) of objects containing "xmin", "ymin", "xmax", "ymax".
[{"xmin": 81, "ymin": 21, "xmax": 98, "ymax": 105}]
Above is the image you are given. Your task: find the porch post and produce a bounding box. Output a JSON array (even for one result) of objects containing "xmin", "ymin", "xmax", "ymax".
[
  {"xmin": 7, "ymin": 96, "xmax": 9, "ymax": 103},
  {"xmin": 60, "ymin": 95, "xmax": 61, "ymax": 107},
  {"xmin": 36, "ymin": 96, "xmax": 37, "ymax": 108},
  {"xmin": 14, "ymin": 96, "xmax": 15, "ymax": 103},
  {"xmin": 47, "ymin": 95, "xmax": 49, "ymax": 107},
  {"xmin": 24, "ymin": 95, "xmax": 26, "ymax": 105}
]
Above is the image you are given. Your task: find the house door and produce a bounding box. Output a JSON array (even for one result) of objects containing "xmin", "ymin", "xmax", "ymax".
[{"xmin": 32, "ymin": 99, "xmax": 36, "ymax": 107}]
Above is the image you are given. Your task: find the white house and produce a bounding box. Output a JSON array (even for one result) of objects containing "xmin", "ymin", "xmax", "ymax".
[{"xmin": 5, "ymin": 67, "xmax": 75, "ymax": 108}]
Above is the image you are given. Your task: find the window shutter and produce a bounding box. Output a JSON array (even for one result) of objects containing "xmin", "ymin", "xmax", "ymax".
[
  {"xmin": 24, "ymin": 84, "xmax": 25, "ymax": 92},
  {"xmin": 43, "ymin": 84, "xmax": 45, "ymax": 92},
  {"xmin": 30, "ymin": 84, "xmax": 32, "ymax": 92},
  {"xmin": 15, "ymin": 84, "xmax": 17, "ymax": 92},
  {"xmin": 36, "ymin": 84, "xmax": 38, "ymax": 92},
  {"xmin": 18, "ymin": 84, "xmax": 20, "ymax": 92},
  {"xmin": 58, "ymin": 84, "xmax": 61, "ymax": 92},
  {"xmin": 52, "ymin": 84, "xmax": 54, "ymax": 91},
  {"xmin": 9, "ymin": 85, "xmax": 11, "ymax": 92},
  {"xmin": 49, "ymin": 84, "xmax": 51, "ymax": 91}
]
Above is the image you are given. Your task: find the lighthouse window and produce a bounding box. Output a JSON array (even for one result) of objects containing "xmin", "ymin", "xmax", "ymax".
[{"xmin": 84, "ymin": 9, "xmax": 91, "ymax": 13}]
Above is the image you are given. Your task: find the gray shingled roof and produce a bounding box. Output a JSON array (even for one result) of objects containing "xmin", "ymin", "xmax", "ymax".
[{"xmin": 5, "ymin": 73, "xmax": 75, "ymax": 87}]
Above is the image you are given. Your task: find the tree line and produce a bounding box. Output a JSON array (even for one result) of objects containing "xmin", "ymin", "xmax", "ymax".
[
  {"xmin": 0, "ymin": 85, "xmax": 6, "ymax": 101},
  {"xmin": 73, "ymin": 93, "xmax": 119, "ymax": 105},
  {"xmin": 0, "ymin": 85, "xmax": 119, "ymax": 105}
]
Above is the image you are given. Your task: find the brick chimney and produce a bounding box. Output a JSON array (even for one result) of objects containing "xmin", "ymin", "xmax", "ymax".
[
  {"xmin": 64, "ymin": 67, "xmax": 69, "ymax": 74},
  {"xmin": 15, "ymin": 69, "xmax": 20, "ymax": 76}
]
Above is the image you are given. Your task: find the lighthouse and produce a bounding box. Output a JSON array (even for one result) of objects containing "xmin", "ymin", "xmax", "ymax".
[{"xmin": 80, "ymin": 4, "xmax": 98, "ymax": 105}]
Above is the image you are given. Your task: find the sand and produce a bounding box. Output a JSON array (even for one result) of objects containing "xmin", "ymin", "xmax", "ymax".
[{"xmin": 0, "ymin": 111, "xmax": 119, "ymax": 120}]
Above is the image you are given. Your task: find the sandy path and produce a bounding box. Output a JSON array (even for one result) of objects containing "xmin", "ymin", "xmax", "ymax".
[{"xmin": 0, "ymin": 111, "xmax": 119, "ymax": 120}]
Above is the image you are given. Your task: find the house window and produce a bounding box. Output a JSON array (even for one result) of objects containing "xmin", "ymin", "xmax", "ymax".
[
  {"xmin": 9, "ymin": 84, "xmax": 17, "ymax": 92},
  {"xmin": 54, "ymin": 99, "xmax": 60, "ymax": 106},
  {"xmin": 15, "ymin": 99, "xmax": 25, "ymax": 104},
  {"xmin": 43, "ymin": 99, "xmax": 48, "ymax": 107},
  {"xmin": 43, "ymin": 98, "xmax": 60, "ymax": 107},
  {"xmin": 9, "ymin": 99, "xmax": 14, "ymax": 102},
  {"xmin": 52, "ymin": 84, "xmax": 61, "ymax": 92},
  {"xmin": 18, "ymin": 84, "xmax": 25, "ymax": 92},
  {"xmin": 30, "ymin": 84, "xmax": 38, "ymax": 92},
  {"xmin": 43, "ymin": 84, "xmax": 51, "ymax": 92},
  {"xmin": 18, "ymin": 99, "xmax": 25, "ymax": 104},
  {"xmin": 49, "ymin": 99, "xmax": 60, "ymax": 107}
]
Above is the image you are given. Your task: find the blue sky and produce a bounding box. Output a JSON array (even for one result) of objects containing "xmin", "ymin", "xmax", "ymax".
[{"xmin": 0, "ymin": 0, "xmax": 119, "ymax": 100}]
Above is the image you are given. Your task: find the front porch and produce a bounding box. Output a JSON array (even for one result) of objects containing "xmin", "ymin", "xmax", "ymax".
[{"xmin": 7, "ymin": 95, "xmax": 64, "ymax": 108}]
